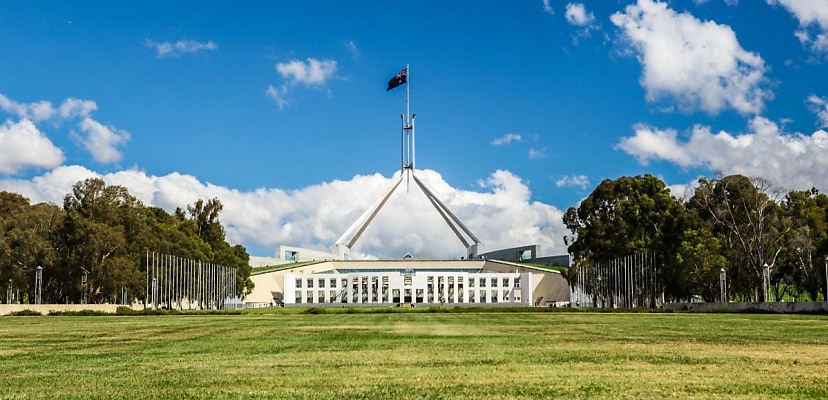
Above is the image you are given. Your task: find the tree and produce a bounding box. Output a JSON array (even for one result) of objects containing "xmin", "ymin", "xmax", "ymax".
[
  {"xmin": 0, "ymin": 193, "xmax": 62, "ymax": 303},
  {"xmin": 59, "ymin": 178, "xmax": 148, "ymax": 303},
  {"xmin": 688, "ymin": 175, "xmax": 786, "ymax": 301},
  {"xmin": 776, "ymin": 188, "xmax": 828, "ymax": 301},
  {"xmin": 563, "ymin": 174, "xmax": 686, "ymax": 299}
]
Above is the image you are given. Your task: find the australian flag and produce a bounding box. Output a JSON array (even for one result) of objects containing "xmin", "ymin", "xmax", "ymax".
[{"xmin": 386, "ymin": 68, "xmax": 407, "ymax": 91}]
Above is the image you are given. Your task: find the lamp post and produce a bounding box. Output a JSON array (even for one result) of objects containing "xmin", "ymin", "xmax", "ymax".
[
  {"xmin": 35, "ymin": 266, "xmax": 43, "ymax": 305},
  {"xmin": 6, "ymin": 279, "xmax": 12, "ymax": 304},
  {"xmin": 719, "ymin": 268, "xmax": 727, "ymax": 303},
  {"xmin": 81, "ymin": 269, "xmax": 88, "ymax": 304},
  {"xmin": 762, "ymin": 263, "xmax": 770, "ymax": 302}
]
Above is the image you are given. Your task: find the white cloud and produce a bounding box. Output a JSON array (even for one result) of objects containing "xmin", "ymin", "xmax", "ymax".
[
  {"xmin": 611, "ymin": 0, "xmax": 770, "ymax": 115},
  {"xmin": 0, "ymin": 167, "xmax": 570, "ymax": 259},
  {"xmin": 555, "ymin": 175, "xmax": 591, "ymax": 190},
  {"xmin": 58, "ymin": 98, "xmax": 97, "ymax": 119},
  {"xmin": 529, "ymin": 148, "xmax": 546, "ymax": 159},
  {"xmin": 344, "ymin": 40, "xmax": 361, "ymax": 58},
  {"xmin": 807, "ymin": 94, "xmax": 828, "ymax": 128},
  {"xmin": 145, "ymin": 39, "xmax": 217, "ymax": 58},
  {"xmin": 267, "ymin": 58, "xmax": 338, "ymax": 109},
  {"xmin": 266, "ymin": 84, "xmax": 290, "ymax": 110},
  {"xmin": 0, "ymin": 94, "xmax": 55, "ymax": 122},
  {"xmin": 0, "ymin": 119, "xmax": 65, "ymax": 174},
  {"xmin": 617, "ymin": 117, "xmax": 828, "ymax": 191},
  {"xmin": 491, "ymin": 133, "xmax": 522, "ymax": 146},
  {"xmin": 770, "ymin": 0, "xmax": 828, "ymax": 55},
  {"xmin": 275, "ymin": 58, "xmax": 337, "ymax": 86},
  {"xmin": 566, "ymin": 3, "xmax": 595, "ymax": 26},
  {"xmin": 542, "ymin": 0, "xmax": 554, "ymax": 15},
  {"xmin": 73, "ymin": 117, "xmax": 131, "ymax": 163}
]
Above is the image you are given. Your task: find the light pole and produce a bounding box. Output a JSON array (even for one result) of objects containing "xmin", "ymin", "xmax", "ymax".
[
  {"xmin": 6, "ymin": 279, "xmax": 12, "ymax": 304},
  {"xmin": 35, "ymin": 266, "xmax": 43, "ymax": 305},
  {"xmin": 824, "ymin": 256, "xmax": 827, "ymax": 302},
  {"xmin": 719, "ymin": 268, "xmax": 726, "ymax": 303},
  {"xmin": 81, "ymin": 268, "xmax": 89, "ymax": 304},
  {"xmin": 762, "ymin": 263, "xmax": 770, "ymax": 302}
]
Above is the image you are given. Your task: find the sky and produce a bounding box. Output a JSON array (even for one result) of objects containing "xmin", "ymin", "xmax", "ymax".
[{"xmin": 2, "ymin": 0, "xmax": 828, "ymax": 260}]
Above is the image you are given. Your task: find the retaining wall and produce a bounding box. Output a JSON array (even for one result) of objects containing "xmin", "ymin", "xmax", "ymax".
[
  {"xmin": 0, "ymin": 304, "xmax": 121, "ymax": 316},
  {"xmin": 665, "ymin": 301, "xmax": 828, "ymax": 313}
]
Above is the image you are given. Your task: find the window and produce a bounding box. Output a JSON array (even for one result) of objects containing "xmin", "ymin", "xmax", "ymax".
[
  {"xmin": 306, "ymin": 278, "xmax": 314, "ymax": 289},
  {"xmin": 491, "ymin": 278, "xmax": 497, "ymax": 287},
  {"xmin": 295, "ymin": 278, "xmax": 302, "ymax": 288},
  {"xmin": 318, "ymin": 291, "xmax": 325, "ymax": 302},
  {"xmin": 330, "ymin": 279, "xmax": 338, "ymax": 288},
  {"xmin": 502, "ymin": 278, "xmax": 509, "ymax": 288},
  {"xmin": 318, "ymin": 279, "xmax": 325, "ymax": 288},
  {"xmin": 479, "ymin": 278, "xmax": 486, "ymax": 287},
  {"xmin": 514, "ymin": 278, "xmax": 521, "ymax": 288},
  {"xmin": 468, "ymin": 278, "xmax": 475, "ymax": 288}
]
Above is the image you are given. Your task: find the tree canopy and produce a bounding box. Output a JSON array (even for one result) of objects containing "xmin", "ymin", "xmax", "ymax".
[
  {"xmin": 1, "ymin": 178, "xmax": 252, "ymax": 304},
  {"xmin": 565, "ymin": 174, "xmax": 828, "ymax": 302}
]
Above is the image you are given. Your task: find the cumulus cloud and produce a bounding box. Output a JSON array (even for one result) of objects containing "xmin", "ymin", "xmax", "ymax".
[
  {"xmin": 73, "ymin": 117, "xmax": 131, "ymax": 163},
  {"xmin": 267, "ymin": 58, "xmax": 338, "ymax": 109},
  {"xmin": 0, "ymin": 93, "xmax": 125, "ymax": 167},
  {"xmin": 0, "ymin": 167, "xmax": 569, "ymax": 259},
  {"xmin": 144, "ymin": 39, "xmax": 217, "ymax": 58},
  {"xmin": 276, "ymin": 58, "xmax": 337, "ymax": 86},
  {"xmin": 617, "ymin": 117, "xmax": 828, "ymax": 191},
  {"xmin": 611, "ymin": 0, "xmax": 770, "ymax": 115},
  {"xmin": 807, "ymin": 94, "xmax": 828, "ymax": 128},
  {"xmin": 768, "ymin": 0, "xmax": 828, "ymax": 54},
  {"xmin": 491, "ymin": 133, "xmax": 522, "ymax": 146},
  {"xmin": 0, "ymin": 119, "xmax": 65, "ymax": 174},
  {"xmin": 555, "ymin": 174, "xmax": 591, "ymax": 190},
  {"xmin": 566, "ymin": 3, "xmax": 595, "ymax": 26}
]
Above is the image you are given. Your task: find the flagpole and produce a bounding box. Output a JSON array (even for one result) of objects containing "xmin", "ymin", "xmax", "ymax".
[{"xmin": 407, "ymin": 64, "xmax": 414, "ymax": 171}]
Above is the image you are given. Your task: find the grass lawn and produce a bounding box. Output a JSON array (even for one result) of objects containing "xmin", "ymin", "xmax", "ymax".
[{"xmin": 0, "ymin": 311, "xmax": 826, "ymax": 399}]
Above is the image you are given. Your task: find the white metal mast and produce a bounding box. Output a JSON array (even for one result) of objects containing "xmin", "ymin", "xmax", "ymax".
[{"xmin": 334, "ymin": 65, "xmax": 480, "ymax": 260}]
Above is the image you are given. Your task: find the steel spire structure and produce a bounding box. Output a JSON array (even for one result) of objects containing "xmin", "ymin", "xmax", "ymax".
[{"xmin": 334, "ymin": 65, "xmax": 480, "ymax": 260}]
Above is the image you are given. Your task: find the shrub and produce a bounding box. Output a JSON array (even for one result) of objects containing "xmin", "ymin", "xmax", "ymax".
[
  {"xmin": 8, "ymin": 309, "xmax": 42, "ymax": 316},
  {"xmin": 302, "ymin": 306, "xmax": 328, "ymax": 314}
]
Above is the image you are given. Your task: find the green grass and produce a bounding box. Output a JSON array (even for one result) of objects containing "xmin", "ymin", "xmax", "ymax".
[{"xmin": 1, "ymin": 313, "xmax": 826, "ymax": 399}]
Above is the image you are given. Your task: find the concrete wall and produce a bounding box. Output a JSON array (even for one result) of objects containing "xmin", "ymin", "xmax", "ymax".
[
  {"xmin": 665, "ymin": 302, "xmax": 828, "ymax": 313},
  {"xmin": 0, "ymin": 304, "xmax": 121, "ymax": 316}
]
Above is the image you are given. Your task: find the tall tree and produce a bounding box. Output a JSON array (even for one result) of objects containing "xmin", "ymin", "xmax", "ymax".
[
  {"xmin": 59, "ymin": 178, "xmax": 148, "ymax": 303},
  {"xmin": 776, "ymin": 188, "xmax": 828, "ymax": 301},
  {"xmin": 688, "ymin": 175, "xmax": 786, "ymax": 301},
  {"xmin": 563, "ymin": 174, "xmax": 686, "ymax": 298}
]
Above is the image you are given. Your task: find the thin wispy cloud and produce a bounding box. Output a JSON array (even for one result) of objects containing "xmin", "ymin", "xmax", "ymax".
[
  {"xmin": 344, "ymin": 40, "xmax": 361, "ymax": 58},
  {"xmin": 145, "ymin": 39, "xmax": 217, "ymax": 58},
  {"xmin": 555, "ymin": 175, "xmax": 591, "ymax": 190},
  {"xmin": 542, "ymin": 0, "xmax": 554, "ymax": 15},
  {"xmin": 807, "ymin": 94, "xmax": 828, "ymax": 128},
  {"xmin": 491, "ymin": 133, "xmax": 522, "ymax": 146},
  {"xmin": 529, "ymin": 148, "xmax": 546, "ymax": 159},
  {"xmin": 267, "ymin": 58, "xmax": 338, "ymax": 109}
]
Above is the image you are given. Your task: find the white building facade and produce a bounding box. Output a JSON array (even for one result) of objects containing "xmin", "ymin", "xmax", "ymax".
[{"xmin": 283, "ymin": 271, "xmax": 532, "ymax": 305}]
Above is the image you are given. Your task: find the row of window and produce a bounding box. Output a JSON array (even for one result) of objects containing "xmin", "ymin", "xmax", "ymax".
[
  {"xmin": 294, "ymin": 276, "xmax": 521, "ymax": 289},
  {"xmin": 293, "ymin": 289, "xmax": 521, "ymax": 304}
]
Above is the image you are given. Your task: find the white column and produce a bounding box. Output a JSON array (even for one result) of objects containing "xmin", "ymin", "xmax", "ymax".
[
  {"xmin": 367, "ymin": 276, "xmax": 374, "ymax": 304},
  {"xmin": 452, "ymin": 276, "xmax": 459, "ymax": 303},
  {"xmin": 347, "ymin": 276, "xmax": 354, "ymax": 304}
]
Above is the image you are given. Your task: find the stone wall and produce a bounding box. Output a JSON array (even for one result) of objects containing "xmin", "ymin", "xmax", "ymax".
[
  {"xmin": 665, "ymin": 301, "xmax": 828, "ymax": 313},
  {"xmin": 0, "ymin": 304, "xmax": 122, "ymax": 316}
]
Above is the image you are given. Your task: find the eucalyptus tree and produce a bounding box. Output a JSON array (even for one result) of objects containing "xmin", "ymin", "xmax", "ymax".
[
  {"xmin": 776, "ymin": 188, "xmax": 828, "ymax": 301},
  {"xmin": 687, "ymin": 175, "xmax": 786, "ymax": 301},
  {"xmin": 59, "ymin": 178, "xmax": 150, "ymax": 303},
  {"xmin": 0, "ymin": 192, "xmax": 62, "ymax": 303},
  {"xmin": 563, "ymin": 174, "xmax": 687, "ymax": 299}
]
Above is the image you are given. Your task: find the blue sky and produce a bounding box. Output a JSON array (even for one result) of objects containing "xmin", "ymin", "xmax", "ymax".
[{"xmin": 2, "ymin": 0, "xmax": 828, "ymax": 259}]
